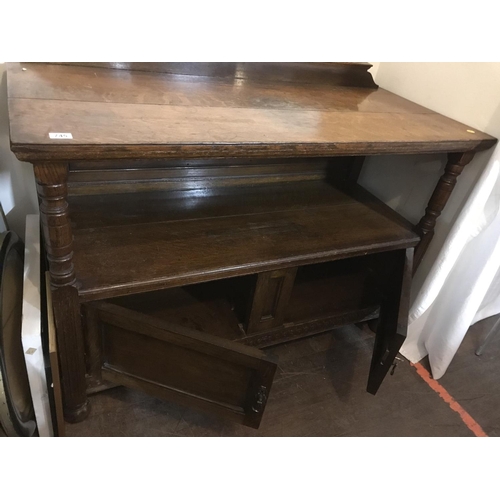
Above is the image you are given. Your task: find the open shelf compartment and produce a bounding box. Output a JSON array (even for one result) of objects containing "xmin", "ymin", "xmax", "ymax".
[{"xmin": 70, "ymin": 179, "xmax": 419, "ymax": 302}]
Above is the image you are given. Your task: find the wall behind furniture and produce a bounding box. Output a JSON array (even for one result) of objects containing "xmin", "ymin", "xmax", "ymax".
[
  {"xmin": 0, "ymin": 63, "xmax": 38, "ymax": 238},
  {"xmin": 363, "ymin": 62, "xmax": 500, "ymax": 295}
]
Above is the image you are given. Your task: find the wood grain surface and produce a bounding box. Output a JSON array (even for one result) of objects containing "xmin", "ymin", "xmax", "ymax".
[
  {"xmin": 71, "ymin": 181, "xmax": 419, "ymax": 301},
  {"xmin": 7, "ymin": 63, "xmax": 496, "ymax": 161},
  {"xmin": 12, "ymin": 62, "xmax": 496, "ymax": 426},
  {"xmin": 95, "ymin": 302, "xmax": 277, "ymax": 428}
]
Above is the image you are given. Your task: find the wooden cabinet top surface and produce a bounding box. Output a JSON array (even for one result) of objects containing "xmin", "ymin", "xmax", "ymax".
[{"xmin": 7, "ymin": 62, "xmax": 496, "ymax": 162}]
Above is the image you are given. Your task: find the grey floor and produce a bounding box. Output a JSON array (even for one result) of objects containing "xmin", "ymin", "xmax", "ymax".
[{"xmin": 67, "ymin": 315, "xmax": 500, "ymax": 437}]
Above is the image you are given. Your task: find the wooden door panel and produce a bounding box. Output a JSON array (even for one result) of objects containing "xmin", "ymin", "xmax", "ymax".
[
  {"xmin": 247, "ymin": 267, "xmax": 297, "ymax": 333},
  {"xmin": 94, "ymin": 302, "xmax": 277, "ymax": 428},
  {"xmin": 367, "ymin": 248, "xmax": 413, "ymax": 394}
]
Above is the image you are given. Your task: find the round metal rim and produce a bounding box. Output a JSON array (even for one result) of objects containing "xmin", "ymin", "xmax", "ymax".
[{"xmin": 0, "ymin": 231, "xmax": 37, "ymax": 437}]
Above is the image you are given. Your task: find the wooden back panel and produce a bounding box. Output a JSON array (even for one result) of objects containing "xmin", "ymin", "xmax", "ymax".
[
  {"xmin": 49, "ymin": 62, "xmax": 378, "ymax": 88},
  {"xmin": 68, "ymin": 157, "xmax": 360, "ymax": 195}
]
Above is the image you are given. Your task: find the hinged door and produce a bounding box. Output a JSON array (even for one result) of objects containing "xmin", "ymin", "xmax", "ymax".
[
  {"xmin": 92, "ymin": 302, "xmax": 278, "ymax": 429},
  {"xmin": 367, "ymin": 248, "xmax": 413, "ymax": 394}
]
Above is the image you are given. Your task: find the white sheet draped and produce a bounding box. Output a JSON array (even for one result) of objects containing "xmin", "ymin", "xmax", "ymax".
[{"xmin": 401, "ymin": 148, "xmax": 500, "ymax": 378}]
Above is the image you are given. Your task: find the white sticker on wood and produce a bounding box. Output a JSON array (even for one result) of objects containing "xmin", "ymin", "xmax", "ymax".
[{"xmin": 49, "ymin": 133, "xmax": 73, "ymax": 139}]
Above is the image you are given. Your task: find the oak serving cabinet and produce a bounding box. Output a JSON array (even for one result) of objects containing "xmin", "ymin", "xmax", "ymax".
[{"xmin": 6, "ymin": 62, "xmax": 497, "ymax": 429}]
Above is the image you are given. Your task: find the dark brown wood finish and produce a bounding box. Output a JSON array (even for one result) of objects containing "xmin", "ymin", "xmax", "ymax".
[
  {"xmin": 109, "ymin": 283, "xmax": 247, "ymax": 341},
  {"xmin": 7, "ymin": 63, "xmax": 497, "ymax": 427},
  {"xmin": 70, "ymin": 181, "xmax": 419, "ymax": 301},
  {"xmin": 67, "ymin": 316, "xmax": 500, "ymax": 437},
  {"xmin": 92, "ymin": 263, "xmax": 380, "ymax": 350},
  {"xmin": 341, "ymin": 156, "xmax": 366, "ymax": 184},
  {"xmin": 94, "ymin": 302, "xmax": 278, "ymax": 428},
  {"xmin": 7, "ymin": 63, "xmax": 496, "ymax": 162},
  {"xmin": 47, "ymin": 62, "xmax": 379, "ymax": 87},
  {"xmin": 367, "ymin": 248, "xmax": 413, "ymax": 394},
  {"xmin": 33, "ymin": 162, "xmax": 89, "ymax": 422},
  {"xmin": 67, "ymin": 158, "xmax": 349, "ymax": 196},
  {"xmin": 66, "ymin": 164, "xmax": 365, "ymax": 224},
  {"xmin": 414, "ymin": 151, "xmax": 475, "ymax": 271},
  {"xmin": 34, "ymin": 163, "xmax": 75, "ymax": 288},
  {"xmin": 82, "ymin": 305, "xmax": 103, "ymax": 391},
  {"xmin": 247, "ymin": 268, "xmax": 298, "ymax": 334},
  {"xmin": 49, "ymin": 287, "xmax": 88, "ymax": 422}
]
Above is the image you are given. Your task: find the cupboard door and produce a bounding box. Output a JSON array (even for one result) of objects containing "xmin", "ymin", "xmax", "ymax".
[
  {"xmin": 367, "ymin": 248, "xmax": 413, "ymax": 395},
  {"xmin": 93, "ymin": 302, "xmax": 277, "ymax": 429}
]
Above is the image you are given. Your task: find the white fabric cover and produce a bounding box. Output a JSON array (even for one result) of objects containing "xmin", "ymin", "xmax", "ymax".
[{"xmin": 401, "ymin": 148, "xmax": 500, "ymax": 379}]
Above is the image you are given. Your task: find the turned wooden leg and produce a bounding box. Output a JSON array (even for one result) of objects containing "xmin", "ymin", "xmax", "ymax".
[
  {"xmin": 367, "ymin": 248, "xmax": 413, "ymax": 395},
  {"xmin": 34, "ymin": 162, "xmax": 89, "ymax": 423},
  {"xmin": 413, "ymin": 151, "xmax": 475, "ymax": 272}
]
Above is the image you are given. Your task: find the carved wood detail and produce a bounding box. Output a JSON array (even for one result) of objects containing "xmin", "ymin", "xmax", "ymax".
[
  {"xmin": 34, "ymin": 162, "xmax": 76, "ymax": 288},
  {"xmin": 34, "ymin": 162, "xmax": 89, "ymax": 422},
  {"xmin": 246, "ymin": 268, "xmax": 297, "ymax": 334},
  {"xmin": 413, "ymin": 151, "xmax": 475, "ymax": 271}
]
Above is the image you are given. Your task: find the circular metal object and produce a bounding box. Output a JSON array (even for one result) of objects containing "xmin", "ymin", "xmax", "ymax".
[{"xmin": 0, "ymin": 231, "xmax": 36, "ymax": 437}]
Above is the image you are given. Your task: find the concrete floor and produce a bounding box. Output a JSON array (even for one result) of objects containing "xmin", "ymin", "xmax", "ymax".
[{"xmin": 67, "ymin": 315, "xmax": 500, "ymax": 437}]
